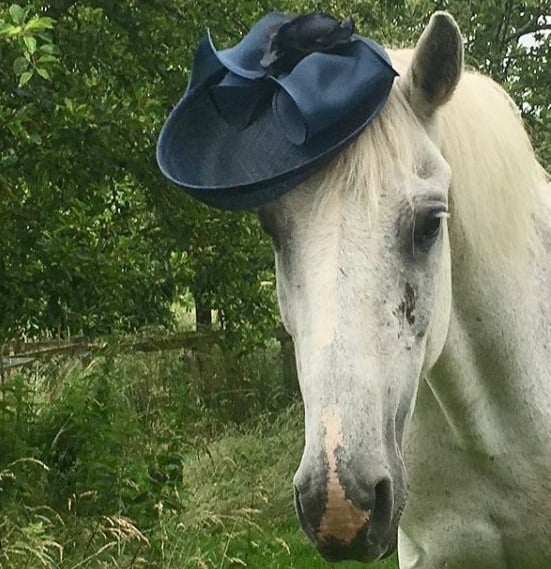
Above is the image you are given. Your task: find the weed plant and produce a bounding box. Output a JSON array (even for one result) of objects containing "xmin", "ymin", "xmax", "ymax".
[{"xmin": 0, "ymin": 344, "xmax": 396, "ymax": 568}]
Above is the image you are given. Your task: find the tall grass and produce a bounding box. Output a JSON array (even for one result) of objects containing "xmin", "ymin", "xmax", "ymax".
[{"xmin": 0, "ymin": 345, "xmax": 397, "ymax": 568}]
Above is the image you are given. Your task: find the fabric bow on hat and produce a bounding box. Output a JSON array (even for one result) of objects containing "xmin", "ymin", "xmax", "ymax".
[{"xmin": 186, "ymin": 12, "xmax": 398, "ymax": 145}]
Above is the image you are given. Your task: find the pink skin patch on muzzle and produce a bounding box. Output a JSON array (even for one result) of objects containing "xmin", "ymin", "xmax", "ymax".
[{"xmin": 318, "ymin": 405, "xmax": 371, "ymax": 543}]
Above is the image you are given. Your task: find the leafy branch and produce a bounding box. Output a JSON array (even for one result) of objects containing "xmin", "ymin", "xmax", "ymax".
[
  {"xmin": 504, "ymin": 13, "xmax": 551, "ymax": 43},
  {"xmin": 0, "ymin": 3, "xmax": 59, "ymax": 86}
]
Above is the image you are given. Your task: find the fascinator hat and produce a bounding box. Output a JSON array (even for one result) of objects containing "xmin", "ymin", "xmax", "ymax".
[{"xmin": 157, "ymin": 12, "xmax": 398, "ymax": 210}]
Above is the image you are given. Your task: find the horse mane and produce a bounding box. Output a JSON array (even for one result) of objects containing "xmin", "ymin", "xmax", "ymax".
[
  {"xmin": 437, "ymin": 65, "xmax": 547, "ymax": 261},
  {"xmin": 312, "ymin": 49, "xmax": 548, "ymax": 263}
]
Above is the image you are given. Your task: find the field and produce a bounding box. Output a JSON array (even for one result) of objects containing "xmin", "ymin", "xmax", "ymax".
[{"xmin": 0, "ymin": 345, "xmax": 398, "ymax": 569}]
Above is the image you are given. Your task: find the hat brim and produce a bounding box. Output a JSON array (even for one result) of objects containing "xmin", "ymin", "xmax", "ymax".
[{"xmin": 156, "ymin": 28, "xmax": 396, "ymax": 211}]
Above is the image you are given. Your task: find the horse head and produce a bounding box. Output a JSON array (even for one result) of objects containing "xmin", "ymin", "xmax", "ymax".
[{"xmin": 258, "ymin": 12, "xmax": 463, "ymax": 562}]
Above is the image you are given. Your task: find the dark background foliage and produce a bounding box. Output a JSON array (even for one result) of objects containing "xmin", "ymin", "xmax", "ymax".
[{"xmin": 1, "ymin": 0, "xmax": 549, "ymax": 343}]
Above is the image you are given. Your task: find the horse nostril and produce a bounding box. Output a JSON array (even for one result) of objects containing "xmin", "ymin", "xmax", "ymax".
[
  {"xmin": 371, "ymin": 477, "xmax": 394, "ymax": 538},
  {"xmin": 294, "ymin": 484, "xmax": 317, "ymax": 542}
]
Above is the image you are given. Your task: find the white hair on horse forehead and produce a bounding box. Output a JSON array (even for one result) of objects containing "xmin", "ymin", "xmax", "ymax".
[{"xmin": 302, "ymin": 52, "xmax": 547, "ymax": 264}]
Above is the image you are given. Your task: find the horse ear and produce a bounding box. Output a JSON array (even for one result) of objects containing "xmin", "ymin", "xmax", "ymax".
[{"xmin": 401, "ymin": 12, "xmax": 463, "ymax": 120}]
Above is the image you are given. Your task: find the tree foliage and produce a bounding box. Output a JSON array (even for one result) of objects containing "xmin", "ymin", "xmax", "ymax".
[{"xmin": 0, "ymin": 0, "xmax": 549, "ymax": 343}]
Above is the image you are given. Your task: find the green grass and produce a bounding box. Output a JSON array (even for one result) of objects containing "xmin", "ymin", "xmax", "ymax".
[
  {"xmin": 0, "ymin": 349, "xmax": 398, "ymax": 568},
  {"xmin": 166, "ymin": 407, "xmax": 399, "ymax": 569}
]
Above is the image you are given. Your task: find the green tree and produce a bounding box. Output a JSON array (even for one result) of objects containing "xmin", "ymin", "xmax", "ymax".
[
  {"xmin": 437, "ymin": 0, "xmax": 550, "ymax": 169},
  {"xmin": 0, "ymin": 2, "xmax": 186, "ymax": 338},
  {"xmin": 0, "ymin": 0, "xmax": 548, "ymax": 343}
]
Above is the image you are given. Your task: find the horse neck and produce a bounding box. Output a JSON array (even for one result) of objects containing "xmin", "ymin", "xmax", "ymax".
[{"xmin": 424, "ymin": 217, "xmax": 551, "ymax": 456}]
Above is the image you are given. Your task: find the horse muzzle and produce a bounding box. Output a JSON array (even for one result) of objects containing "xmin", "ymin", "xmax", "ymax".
[{"xmin": 293, "ymin": 445, "xmax": 406, "ymax": 562}]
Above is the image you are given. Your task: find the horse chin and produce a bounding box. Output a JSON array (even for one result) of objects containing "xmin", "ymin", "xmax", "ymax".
[{"xmin": 314, "ymin": 528, "xmax": 398, "ymax": 563}]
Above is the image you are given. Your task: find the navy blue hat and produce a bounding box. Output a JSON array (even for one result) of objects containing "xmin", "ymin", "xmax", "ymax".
[{"xmin": 157, "ymin": 12, "xmax": 398, "ymax": 210}]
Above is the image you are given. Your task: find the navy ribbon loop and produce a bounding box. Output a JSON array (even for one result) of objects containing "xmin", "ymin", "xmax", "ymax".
[{"xmin": 188, "ymin": 13, "xmax": 398, "ymax": 146}]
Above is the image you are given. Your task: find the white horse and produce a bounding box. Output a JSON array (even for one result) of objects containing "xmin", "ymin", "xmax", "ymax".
[{"xmin": 257, "ymin": 12, "xmax": 551, "ymax": 568}]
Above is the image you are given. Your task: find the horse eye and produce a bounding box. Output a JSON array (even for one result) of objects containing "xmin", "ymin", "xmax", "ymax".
[{"xmin": 413, "ymin": 206, "xmax": 447, "ymax": 249}]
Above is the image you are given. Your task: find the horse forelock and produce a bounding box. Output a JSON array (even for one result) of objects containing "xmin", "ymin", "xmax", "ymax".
[{"xmin": 301, "ymin": 86, "xmax": 422, "ymax": 226}]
